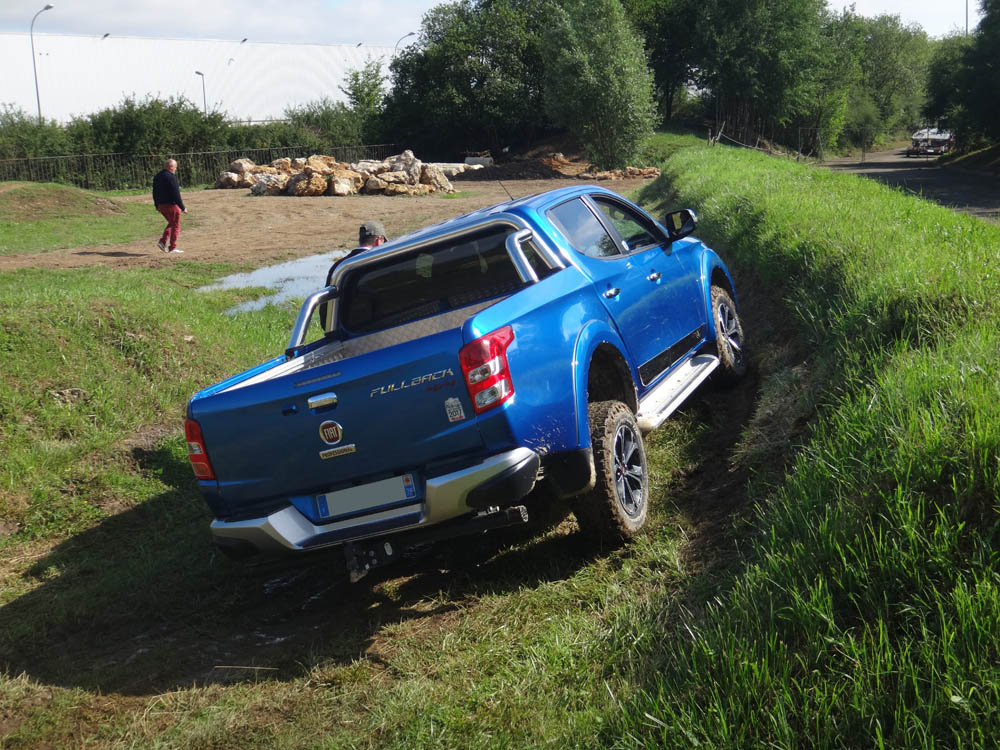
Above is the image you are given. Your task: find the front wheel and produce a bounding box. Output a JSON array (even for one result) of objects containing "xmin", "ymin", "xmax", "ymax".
[
  {"xmin": 711, "ymin": 284, "xmax": 748, "ymax": 384},
  {"xmin": 574, "ymin": 401, "xmax": 649, "ymax": 546}
]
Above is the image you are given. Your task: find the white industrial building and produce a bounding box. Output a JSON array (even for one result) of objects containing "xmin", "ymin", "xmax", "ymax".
[{"xmin": 0, "ymin": 32, "xmax": 395, "ymax": 123}]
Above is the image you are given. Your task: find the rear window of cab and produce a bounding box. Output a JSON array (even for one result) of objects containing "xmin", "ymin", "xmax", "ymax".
[{"xmin": 340, "ymin": 225, "xmax": 524, "ymax": 334}]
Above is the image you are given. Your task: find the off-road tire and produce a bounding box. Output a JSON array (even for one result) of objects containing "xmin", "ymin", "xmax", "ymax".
[
  {"xmin": 574, "ymin": 401, "xmax": 649, "ymax": 546},
  {"xmin": 711, "ymin": 284, "xmax": 748, "ymax": 384}
]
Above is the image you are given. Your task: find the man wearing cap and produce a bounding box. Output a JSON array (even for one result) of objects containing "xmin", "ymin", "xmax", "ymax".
[{"xmin": 319, "ymin": 220, "xmax": 388, "ymax": 328}]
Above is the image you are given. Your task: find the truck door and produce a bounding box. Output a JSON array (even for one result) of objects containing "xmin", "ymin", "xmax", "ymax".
[{"xmin": 546, "ymin": 195, "xmax": 704, "ymax": 386}]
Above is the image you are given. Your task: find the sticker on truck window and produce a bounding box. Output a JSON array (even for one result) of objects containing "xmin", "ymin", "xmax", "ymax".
[{"xmin": 445, "ymin": 397, "xmax": 466, "ymax": 423}]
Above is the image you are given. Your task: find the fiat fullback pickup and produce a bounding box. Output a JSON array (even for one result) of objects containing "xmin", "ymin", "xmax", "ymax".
[{"xmin": 185, "ymin": 185, "xmax": 747, "ymax": 580}]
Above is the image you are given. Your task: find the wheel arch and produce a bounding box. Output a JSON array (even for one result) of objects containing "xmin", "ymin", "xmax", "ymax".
[
  {"xmin": 701, "ymin": 251, "xmax": 738, "ymax": 341},
  {"xmin": 570, "ymin": 321, "xmax": 637, "ymax": 448}
]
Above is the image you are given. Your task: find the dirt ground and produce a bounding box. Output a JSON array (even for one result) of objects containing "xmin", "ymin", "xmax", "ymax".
[
  {"xmin": 822, "ymin": 148, "xmax": 1000, "ymax": 223},
  {"xmin": 0, "ymin": 175, "xmax": 650, "ymax": 273}
]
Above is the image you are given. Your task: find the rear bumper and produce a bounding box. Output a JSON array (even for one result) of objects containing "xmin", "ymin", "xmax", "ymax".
[{"xmin": 209, "ymin": 446, "xmax": 539, "ymax": 555}]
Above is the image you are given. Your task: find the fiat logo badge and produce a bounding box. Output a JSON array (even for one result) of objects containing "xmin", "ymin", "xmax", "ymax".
[{"xmin": 319, "ymin": 420, "xmax": 343, "ymax": 445}]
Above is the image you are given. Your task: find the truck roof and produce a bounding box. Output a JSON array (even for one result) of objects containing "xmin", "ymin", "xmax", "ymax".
[{"xmin": 377, "ymin": 184, "xmax": 618, "ymax": 252}]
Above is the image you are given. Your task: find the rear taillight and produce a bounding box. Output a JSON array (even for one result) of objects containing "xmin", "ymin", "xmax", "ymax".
[
  {"xmin": 184, "ymin": 418, "xmax": 216, "ymax": 480},
  {"xmin": 459, "ymin": 325, "xmax": 515, "ymax": 414}
]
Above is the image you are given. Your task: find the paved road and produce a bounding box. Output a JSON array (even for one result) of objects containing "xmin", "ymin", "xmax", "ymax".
[{"xmin": 822, "ymin": 149, "xmax": 999, "ymax": 223}]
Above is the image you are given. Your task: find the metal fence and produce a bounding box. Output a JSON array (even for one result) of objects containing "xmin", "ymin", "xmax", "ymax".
[{"xmin": 0, "ymin": 143, "xmax": 399, "ymax": 191}]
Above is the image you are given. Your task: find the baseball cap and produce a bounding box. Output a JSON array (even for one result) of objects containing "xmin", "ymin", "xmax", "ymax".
[{"xmin": 359, "ymin": 220, "xmax": 387, "ymax": 242}]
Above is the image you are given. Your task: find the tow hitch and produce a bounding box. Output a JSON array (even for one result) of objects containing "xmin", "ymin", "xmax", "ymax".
[{"xmin": 344, "ymin": 505, "xmax": 529, "ymax": 582}]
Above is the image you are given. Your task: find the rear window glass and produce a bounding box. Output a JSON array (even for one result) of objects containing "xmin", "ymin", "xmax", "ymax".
[{"xmin": 340, "ymin": 225, "xmax": 523, "ymax": 333}]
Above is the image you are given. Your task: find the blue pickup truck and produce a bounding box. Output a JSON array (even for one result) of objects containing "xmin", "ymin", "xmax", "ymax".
[{"xmin": 185, "ymin": 185, "xmax": 746, "ymax": 580}]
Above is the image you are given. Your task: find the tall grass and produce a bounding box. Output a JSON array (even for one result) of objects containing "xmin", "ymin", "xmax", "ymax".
[
  {"xmin": 0, "ymin": 265, "xmax": 290, "ymax": 545},
  {"xmin": 618, "ymin": 140, "xmax": 1000, "ymax": 746},
  {"xmin": 0, "ymin": 182, "xmax": 159, "ymax": 255}
]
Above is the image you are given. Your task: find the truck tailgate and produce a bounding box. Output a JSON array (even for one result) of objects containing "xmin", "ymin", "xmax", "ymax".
[{"xmin": 190, "ymin": 328, "xmax": 482, "ymax": 514}]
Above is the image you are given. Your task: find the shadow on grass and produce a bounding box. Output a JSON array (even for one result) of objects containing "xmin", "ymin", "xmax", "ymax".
[
  {"xmin": 0, "ymin": 445, "xmax": 594, "ymax": 696},
  {"xmin": 74, "ymin": 250, "xmax": 148, "ymax": 258}
]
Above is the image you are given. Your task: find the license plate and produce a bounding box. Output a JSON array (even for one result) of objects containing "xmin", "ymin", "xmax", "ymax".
[{"xmin": 316, "ymin": 473, "xmax": 419, "ymax": 520}]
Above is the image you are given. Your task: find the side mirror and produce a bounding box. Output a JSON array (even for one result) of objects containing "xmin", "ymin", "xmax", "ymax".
[{"xmin": 664, "ymin": 209, "xmax": 697, "ymax": 242}]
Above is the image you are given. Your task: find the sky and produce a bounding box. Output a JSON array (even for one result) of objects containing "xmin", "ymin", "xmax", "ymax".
[
  {"xmin": 0, "ymin": 0, "xmax": 441, "ymax": 48},
  {"xmin": 0, "ymin": 0, "xmax": 986, "ymax": 44},
  {"xmin": 835, "ymin": 0, "xmax": 983, "ymax": 36}
]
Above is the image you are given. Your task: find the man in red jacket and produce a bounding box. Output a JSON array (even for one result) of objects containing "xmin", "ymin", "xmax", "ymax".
[{"xmin": 152, "ymin": 158, "xmax": 187, "ymax": 253}]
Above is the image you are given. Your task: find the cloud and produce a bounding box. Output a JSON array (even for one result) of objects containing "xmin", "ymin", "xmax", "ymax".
[{"xmin": 0, "ymin": 0, "xmax": 436, "ymax": 46}]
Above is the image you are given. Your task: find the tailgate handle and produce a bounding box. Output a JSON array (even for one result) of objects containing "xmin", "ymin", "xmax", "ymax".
[{"xmin": 307, "ymin": 392, "xmax": 338, "ymax": 411}]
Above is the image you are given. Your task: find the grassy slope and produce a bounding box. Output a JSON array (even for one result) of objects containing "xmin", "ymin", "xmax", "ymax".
[
  {"xmin": 2, "ymin": 136, "xmax": 999, "ymax": 747},
  {"xmin": 617, "ymin": 135, "xmax": 1000, "ymax": 747},
  {"xmin": 0, "ymin": 182, "xmax": 160, "ymax": 255},
  {"xmin": 939, "ymin": 143, "xmax": 1000, "ymax": 174}
]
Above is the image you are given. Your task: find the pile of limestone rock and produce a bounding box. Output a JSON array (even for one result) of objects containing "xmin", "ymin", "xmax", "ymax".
[{"xmin": 214, "ymin": 150, "xmax": 483, "ymax": 198}]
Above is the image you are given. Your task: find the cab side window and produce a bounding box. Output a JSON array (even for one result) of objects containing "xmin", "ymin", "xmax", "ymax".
[
  {"xmin": 547, "ymin": 198, "xmax": 620, "ymax": 259},
  {"xmin": 593, "ymin": 197, "xmax": 664, "ymax": 252}
]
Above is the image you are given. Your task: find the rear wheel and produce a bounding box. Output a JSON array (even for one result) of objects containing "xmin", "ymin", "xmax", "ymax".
[
  {"xmin": 574, "ymin": 401, "xmax": 648, "ymax": 546},
  {"xmin": 711, "ymin": 284, "xmax": 747, "ymax": 384}
]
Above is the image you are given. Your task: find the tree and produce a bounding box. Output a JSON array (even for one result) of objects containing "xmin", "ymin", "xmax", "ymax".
[
  {"xmin": 340, "ymin": 58, "xmax": 386, "ymax": 143},
  {"xmin": 961, "ymin": 0, "xmax": 1000, "ymax": 139},
  {"xmin": 543, "ymin": 0, "xmax": 657, "ymax": 169},
  {"xmin": 381, "ymin": 0, "xmax": 552, "ymax": 159},
  {"xmin": 922, "ymin": 34, "xmax": 973, "ymax": 124},
  {"xmin": 621, "ymin": 0, "xmax": 708, "ymax": 121},
  {"xmin": 694, "ymin": 0, "xmax": 828, "ymax": 145},
  {"xmin": 866, "ymin": 16, "xmax": 929, "ymax": 129}
]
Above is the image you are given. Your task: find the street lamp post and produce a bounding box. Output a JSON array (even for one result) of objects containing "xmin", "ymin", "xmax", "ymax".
[
  {"xmin": 394, "ymin": 31, "xmax": 415, "ymax": 54},
  {"xmin": 30, "ymin": 4, "xmax": 54, "ymax": 124},
  {"xmin": 194, "ymin": 70, "xmax": 206, "ymax": 114}
]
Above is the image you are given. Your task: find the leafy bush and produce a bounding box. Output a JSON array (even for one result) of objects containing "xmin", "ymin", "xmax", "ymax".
[
  {"xmin": 283, "ymin": 97, "xmax": 363, "ymax": 147},
  {"xmin": 0, "ymin": 105, "xmax": 70, "ymax": 159}
]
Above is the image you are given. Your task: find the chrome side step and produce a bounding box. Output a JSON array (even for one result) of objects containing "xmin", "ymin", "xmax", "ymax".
[{"xmin": 635, "ymin": 354, "xmax": 719, "ymax": 433}]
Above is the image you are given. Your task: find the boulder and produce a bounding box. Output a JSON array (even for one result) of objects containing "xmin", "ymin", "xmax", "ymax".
[
  {"xmin": 385, "ymin": 150, "xmax": 422, "ymax": 183},
  {"xmin": 432, "ymin": 163, "xmax": 469, "ymax": 178},
  {"xmin": 379, "ymin": 170, "xmax": 410, "ymax": 185},
  {"xmin": 249, "ymin": 165, "xmax": 279, "ymax": 175},
  {"xmin": 271, "ymin": 157, "xmax": 292, "ymax": 171},
  {"xmin": 287, "ymin": 172, "xmax": 329, "ymax": 196},
  {"xmin": 330, "ymin": 166, "xmax": 365, "ymax": 193},
  {"xmin": 420, "ymin": 164, "xmax": 453, "ymax": 193},
  {"xmin": 250, "ymin": 173, "xmax": 289, "ymax": 196},
  {"xmin": 215, "ymin": 171, "xmax": 240, "ymax": 189},
  {"xmin": 236, "ymin": 172, "xmax": 258, "ymax": 189},
  {"xmin": 229, "ymin": 158, "xmax": 256, "ymax": 174},
  {"xmin": 384, "ymin": 183, "xmax": 433, "ymax": 197},
  {"xmin": 291, "ymin": 157, "xmax": 307, "ymax": 169},
  {"xmin": 305, "ymin": 156, "xmax": 334, "ymax": 175},
  {"xmin": 363, "ymin": 176, "xmax": 388, "ymax": 194},
  {"xmin": 352, "ymin": 159, "xmax": 389, "ymax": 175},
  {"xmin": 328, "ymin": 176, "xmax": 356, "ymax": 196}
]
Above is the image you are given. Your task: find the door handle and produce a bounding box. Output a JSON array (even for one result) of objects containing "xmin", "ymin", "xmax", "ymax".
[
  {"xmin": 647, "ymin": 271, "xmax": 662, "ymax": 282},
  {"xmin": 604, "ymin": 287, "xmax": 620, "ymax": 299},
  {"xmin": 307, "ymin": 392, "xmax": 338, "ymax": 411}
]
